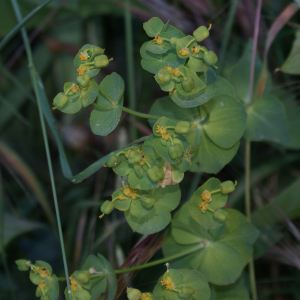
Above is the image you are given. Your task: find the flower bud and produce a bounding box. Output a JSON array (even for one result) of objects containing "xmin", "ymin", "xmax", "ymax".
[
  {"xmin": 147, "ymin": 165, "xmax": 164, "ymax": 182},
  {"xmin": 91, "ymin": 45, "xmax": 105, "ymax": 56},
  {"xmin": 134, "ymin": 163, "xmax": 143, "ymax": 179},
  {"xmin": 181, "ymin": 76, "xmax": 195, "ymax": 92},
  {"xmin": 213, "ymin": 209, "xmax": 229, "ymax": 222},
  {"xmin": 76, "ymin": 74, "xmax": 90, "ymax": 88},
  {"xmin": 220, "ymin": 181, "xmax": 235, "ymax": 194},
  {"xmin": 169, "ymin": 144, "xmax": 183, "ymax": 160},
  {"xmin": 127, "ymin": 287, "xmax": 142, "ymax": 300},
  {"xmin": 179, "ymin": 286, "xmax": 195, "ymax": 299},
  {"xmin": 94, "ymin": 55, "xmax": 110, "ymax": 68},
  {"xmin": 203, "ymin": 50, "xmax": 218, "ymax": 65},
  {"xmin": 106, "ymin": 153, "xmax": 121, "ymax": 168},
  {"xmin": 193, "ymin": 26, "xmax": 210, "ymax": 42},
  {"xmin": 15, "ymin": 259, "xmax": 31, "ymax": 271},
  {"xmin": 170, "ymin": 37, "xmax": 178, "ymax": 49},
  {"xmin": 76, "ymin": 271, "xmax": 90, "ymax": 284},
  {"xmin": 101, "ymin": 201, "xmax": 115, "ymax": 215},
  {"xmin": 141, "ymin": 196, "xmax": 156, "ymax": 208},
  {"xmin": 128, "ymin": 150, "xmax": 143, "ymax": 164},
  {"xmin": 175, "ymin": 121, "xmax": 191, "ymax": 134},
  {"xmin": 157, "ymin": 68, "xmax": 171, "ymax": 84},
  {"xmin": 53, "ymin": 93, "xmax": 69, "ymax": 109}
]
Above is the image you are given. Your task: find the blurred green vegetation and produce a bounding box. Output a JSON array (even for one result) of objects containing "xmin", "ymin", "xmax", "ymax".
[{"xmin": 1, "ymin": 0, "xmax": 300, "ymax": 299}]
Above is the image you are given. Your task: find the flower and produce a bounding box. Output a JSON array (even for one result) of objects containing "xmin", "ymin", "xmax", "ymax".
[
  {"xmin": 201, "ymin": 190, "xmax": 211, "ymax": 202},
  {"xmin": 79, "ymin": 52, "xmax": 90, "ymax": 61}
]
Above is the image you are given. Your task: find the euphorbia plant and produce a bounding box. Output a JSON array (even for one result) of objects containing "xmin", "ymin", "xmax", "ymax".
[{"xmin": 16, "ymin": 17, "xmax": 260, "ymax": 300}]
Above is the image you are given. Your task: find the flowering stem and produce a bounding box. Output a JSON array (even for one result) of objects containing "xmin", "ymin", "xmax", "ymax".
[
  {"xmin": 122, "ymin": 106, "xmax": 160, "ymax": 120},
  {"xmin": 91, "ymin": 78, "xmax": 116, "ymax": 105},
  {"xmin": 114, "ymin": 242, "xmax": 206, "ymax": 274},
  {"xmin": 184, "ymin": 37, "xmax": 196, "ymax": 49}
]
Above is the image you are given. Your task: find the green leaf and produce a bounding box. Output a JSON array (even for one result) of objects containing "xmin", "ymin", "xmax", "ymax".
[
  {"xmin": 190, "ymin": 132, "xmax": 240, "ymax": 174},
  {"xmin": 143, "ymin": 17, "xmax": 165, "ymax": 37},
  {"xmin": 125, "ymin": 206, "xmax": 171, "ymax": 235},
  {"xmin": 211, "ymin": 276, "xmax": 250, "ymax": 300},
  {"xmin": 125, "ymin": 185, "xmax": 180, "ymax": 234},
  {"xmin": 81, "ymin": 254, "xmax": 117, "ymax": 300},
  {"xmin": 203, "ymin": 94, "xmax": 246, "ymax": 148},
  {"xmin": 89, "ymin": 73, "xmax": 124, "ymax": 136},
  {"xmin": 146, "ymin": 41, "xmax": 169, "ymax": 54},
  {"xmin": 207, "ymin": 72, "xmax": 236, "ymax": 97},
  {"xmin": 45, "ymin": 275, "xmax": 59, "ymax": 300},
  {"xmin": 281, "ymin": 30, "xmax": 300, "ymax": 74},
  {"xmin": 170, "ymin": 66, "xmax": 209, "ymax": 108},
  {"xmin": 112, "ymin": 155, "xmax": 132, "ymax": 176},
  {"xmin": 128, "ymin": 165, "xmax": 160, "ymax": 190},
  {"xmin": 81, "ymin": 83, "xmax": 98, "ymax": 107},
  {"xmin": 149, "ymin": 96, "xmax": 244, "ymax": 174},
  {"xmin": 112, "ymin": 189, "xmax": 131, "ymax": 211},
  {"xmin": 188, "ymin": 56, "xmax": 209, "ymax": 72},
  {"xmin": 244, "ymin": 95, "xmax": 290, "ymax": 144},
  {"xmin": 153, "ymin": 269, "xmax": 210, "ymax": 300},
  {"xmin": 189, "ymin": 178, "xmax": 228, "ymax": 229},
  {"xmin": 163, "ymin": 204, "xmax": 259, "ymax": 285}
]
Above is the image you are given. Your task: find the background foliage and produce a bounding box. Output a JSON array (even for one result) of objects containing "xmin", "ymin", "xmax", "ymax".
[{"xmin": 1, "ymin": 0, "xmax": 300, "ymax": 299}]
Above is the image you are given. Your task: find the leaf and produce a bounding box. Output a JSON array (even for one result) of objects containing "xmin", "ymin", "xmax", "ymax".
[
  {"xmin": 146, "ymin": 41, "xmax": 169, "ymax": 54},
  {"xmin": 89, "ymin": 73, "xmax": 124, "ymax": 136},
  {"xmin": 176, "ymin": 36, "xmax": 197, "ymax": 59},
  {"xmin": 244, "ymin": 95, "xmax": 290, "ymax": 144},
  {"xmin": 149, "ymin": 96, "xmax": 245, "ymax": 174},
  {"xmin": 203, "ymin": 94, "xmax": 247, "ymax": 148},
  {"xmin": 190, "ymin": 132, "xmax": 240, "ymax": 174},
  {"xmin": 81, "ymin": 254, "xmax": 117, "ymax": 300},
  {"xmin": 143, "ymin": 17, "xmax": 165, "ymax": 37},
  {"xmin": 211, "ymin": 276, "xmax": 250, "ymax": 300},
  {"xmin": 163, "ymin": 204, "xmax": 259, "ymax": 285},
  {"xmin": 81, "ymin": 83, "xmax": 98, "ymax": 107},
  {"xmin": 281, "ymin": 30, "xmax": 300, "ymax": 74},
  {"xmin": 124, "ymin": 185, "xmax": 180, "ymax": 234},
  {"xmin": 189, "ymin": 178, "xmax": 228, "ymax": 229},
  {"xmin": 153, "ymin": 269, "xmax": 210, "ymax": 300}
]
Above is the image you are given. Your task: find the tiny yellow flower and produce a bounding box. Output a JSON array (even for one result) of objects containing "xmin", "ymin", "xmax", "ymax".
[
  {"xmin": 79, "ymin": 51, "xmax": 90, "ymax": 61},
  {"xmin": 179, "ymin": 48, "xmax": 189, "ymax": 56},
  {"xmin": 38, "ymin": 281, "xmax": 47, "ymax": 289},
  {"xmin": 140, "ymin": 292, "xmax": 152, "ymax": 300},
  {"xmin": 129, "ymin": 190, "xmax": 137, "ymax": 200},
  {"xmin": 191, "ymin": 46, "xmax": 200, "ymax": 54},
  {"xmin": 153, "ymin": 35, "xmax": 163, "ymax": 45},
  {"xmin": 70, "ymin": 284, "xmax": 77, "ymax": 292},
  {"xmin": 172, "ymin": 68, "xmax": 181, "ymax": 77},
  {"xmin": 119, "ymin": 193, "xmax": 126, "ymax": 200},
  {"xmin": 122, "ymin": 185, "xmax": 132, "ymax": 196},
  {"xmin": 71, "ymin": 84, "xmax": 79, "ymax": 93},
  {"xmin": 199, "ymin": 202, "xmax": 209, "ymax": 213},
  {"xmin": 76, "ymin": 65, "xmax": 86, "ymax": 75},
  {"xmin": 201, "ymin": 190, "xmax": 211, "ymax": 202},
  {"xmin": 164, "ymin": 65, "xmax": 173, "ymax": 72},
  {"xmin": 161, "ymin": 275, "xmax": 176, "ymax": 290}
]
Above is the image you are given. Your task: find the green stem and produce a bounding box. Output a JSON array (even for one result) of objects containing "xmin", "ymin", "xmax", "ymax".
[
  {"xmin": 122, "ymin": 106, "xmax": 160, "ymax": 120},
  {"xmin": 124, "ymin": 0, "xmax": 137, "ymax": 141},
  {"xmin": 210, "ymin": 189, "xmax": 221, "ymax": 195},
  {"xmin": 161, "ymin": 38, "xmax": 171, "ymax": 42},
  {"xmin": 91, "ymin": 78, "xmax": 116, "ymax": 106},
  {"xmin": 92, "ymin": 103, "xmax": 115, "ymax": 110},
  {"xmin": 10, "ymin": 1, "xmax": 72, "ymax": 298},
  {"xmin": 245, "ymin": 140, "xmax": 257, "ymax": 300},
  {"xmin": 184, "ymin": 37, "xmax": 196, "ymax": 49},
  {"xmin": 114, "ymin": 242, "xmax": 205, "ymax": 274}
]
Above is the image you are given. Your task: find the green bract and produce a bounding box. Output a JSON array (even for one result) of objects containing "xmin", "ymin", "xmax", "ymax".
[
  {"xmin": 163, "ymin": 203, "xmax": 259, "ymax": 285},
  {"xmin": 149, "ymin": 92, "xmax": 246, "ymax": 173},
  {"xmin": 112, "ymin": 184, "xmax": 181, "ymax": 234},
  {"xmin": 80, "ymin": 254, "xmax": 117, "ymax": 300},
  {"xmin": 153, "ymin": 269, "xmax": 210, "ymax": 300},
  {"xmin": 90, "ymin": 72, "xmax": 124, "ymax": 136},
  {"xmin": 189, "ymin": 178, "xmax": 228, "ymax": 229}
]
